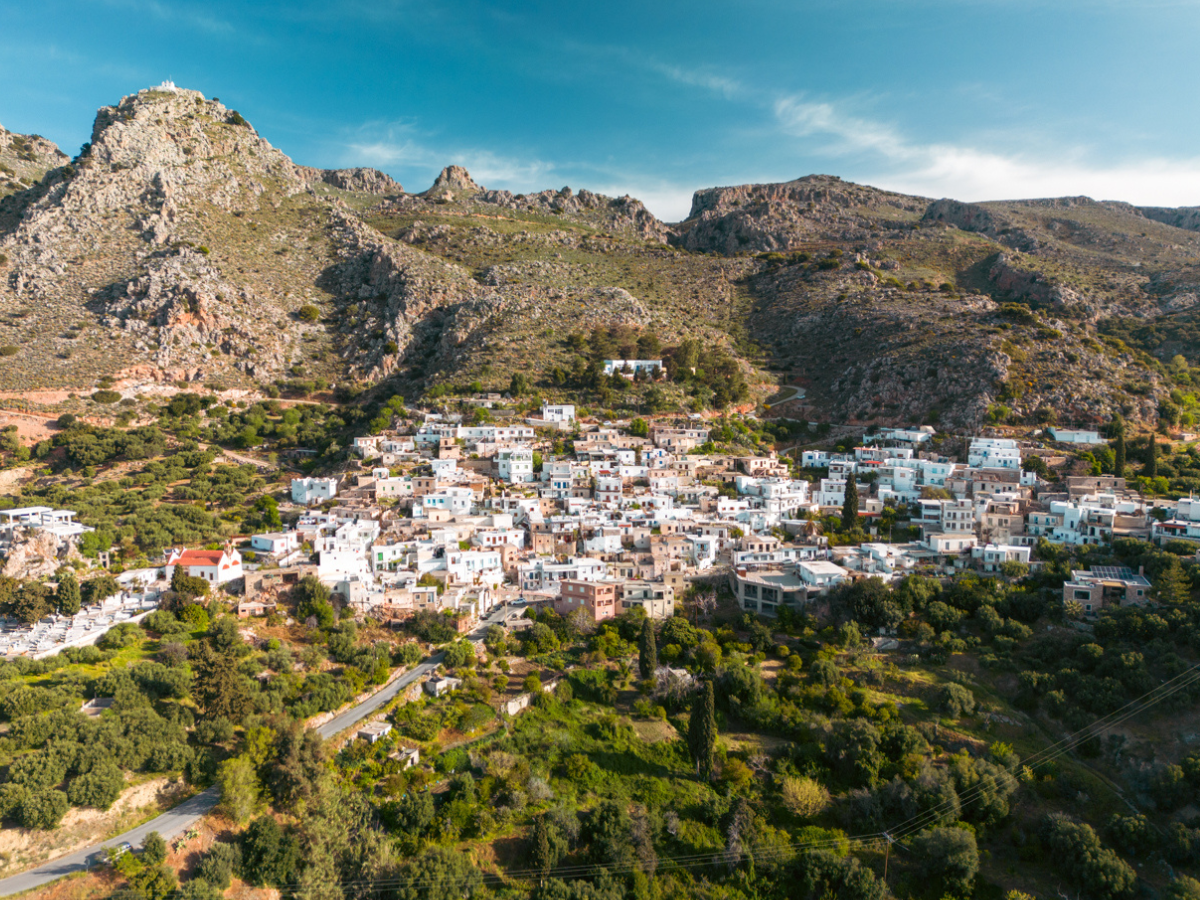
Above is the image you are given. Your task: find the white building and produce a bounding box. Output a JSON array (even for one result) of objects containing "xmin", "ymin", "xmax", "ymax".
[
  {"xmin": 497, "ymin": 447, "xmax": 536, "ymax": 484},
  {"xmin": 0, "ymin": 507, "xmax": 92, "ymax": 538},
  {"xmin": 603, "ymin": 359, "xmax": 663, "ymax": 377},
  {"xmin": 972, "ymin": 543, "xmax": 1032, "ymax": 571},
  {"xmin": 415, "ymin": 487, "xmax": 475, "ymax": 517},
  {"xmin": 541, "ymin": 404, "xmax": 576, "ymax": 423},
  {"xmin": 1048, "ymin": 427, "xmax": 1106, "ymax": 445},
  {"xmin": 518, "ymin": 556, "xmax": 606, "ymax": 594},
  {"xmin": 445, "ymin": 549, "xmax": 504, "ymax": 585},
  {"xmin": 796, "ymin": 560, "xmax": 850, "ymax": 590},
  {"xmin": 968, "ymin": 438, "xmax": 1021, "ymax": 470},
  {"xmin": 166, "ymin": 546, "xmax": 244, "ymax": 586},
  {"xmin": 291, "ymin": 477, "xmax": 339, "ymax": 505},
  {"xmin": 251, "ymin": 532, "xmax": 300, "ymax": 555}
]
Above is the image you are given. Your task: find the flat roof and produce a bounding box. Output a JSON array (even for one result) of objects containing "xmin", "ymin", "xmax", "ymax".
[{"xmin": 798, "ymin": 560, "xmax": 849, "ymax": 575}]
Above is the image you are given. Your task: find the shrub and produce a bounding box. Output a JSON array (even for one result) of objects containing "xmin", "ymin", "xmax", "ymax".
[
  {"xmin": 940, "ymin": 683, "xmax": 976, "ymax": 718},
  {"xmin": 0, "ymin": 346, "xmax": 19, "ymax": 357},
  {"xmin": 196, "ymin": 841, "xmax": 243, "ymax": 889},
  {"xmin": 912, "ymin": 827, "xmax": 979, "ymax": 896},
  {"xmin": 67, "ymin": 761, "xmax": 125, "ymax": 810},
  {"xmin": 98, "ymin": 622, "xmax": 144, "ymax": 651},
  {"xmin": 17, "ymin": 789, "xmax": 69, "ymax": 830},
  {"xmin": 297, "ymin": 304, "xmax": 320, "ymax": 323},
  {"xmin": 780, "ymin": 776, "xmax": 830, "ymax": 818},
  {"xmin": 92, "ymin": 390, "xmax": 122, "ymax": 404}
]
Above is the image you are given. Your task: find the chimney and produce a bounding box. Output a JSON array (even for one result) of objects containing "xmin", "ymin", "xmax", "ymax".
[{"xmin": 1139, "ymin": 565, "xmax": 1144, "ymax": 576}]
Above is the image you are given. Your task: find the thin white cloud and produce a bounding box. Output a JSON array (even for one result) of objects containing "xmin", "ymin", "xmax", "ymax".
[
  {"xmin": 650, "ymin": 63, "xmax": 743, "ymax": 100},
  {"xmin": 773, "ymin": 93, "xmax": 1200, "ymax": 206}
]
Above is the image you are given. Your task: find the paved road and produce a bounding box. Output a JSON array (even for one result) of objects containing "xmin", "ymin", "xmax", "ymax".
[
  {"xmin": 0, "ymin": 605, "xmax": 515, "ymax": 897},
  {"xmin": 769, "ymin": 385, "xmax": 807, "ymax": 405},
  {"xmin": 0, "ymin": 786, "xmax": 222, "ymax": 897}
]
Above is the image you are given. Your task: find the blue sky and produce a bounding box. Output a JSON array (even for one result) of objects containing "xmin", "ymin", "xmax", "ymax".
[{"xmin": 2, "ymin": 0, "xmax": 1199, "ymax": 220}]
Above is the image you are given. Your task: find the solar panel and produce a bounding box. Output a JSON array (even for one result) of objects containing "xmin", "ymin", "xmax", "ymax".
[{"xmin": 1089, "ymin": 566, "xmax": 1135, "ymax": 580}]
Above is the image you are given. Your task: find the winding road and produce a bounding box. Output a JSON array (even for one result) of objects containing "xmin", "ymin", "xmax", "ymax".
[{"xmin": 0, "ymin": 608, "xmax": 511, "ymax": 897}]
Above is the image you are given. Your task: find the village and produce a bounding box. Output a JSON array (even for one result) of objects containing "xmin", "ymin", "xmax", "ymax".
[
  {"xmin": 1, "ymin": 388, "xmax": 1190, "ymax": 663},
  {"xmin": 152, "ymin": 401, "xmax": 1196, "ymax": 637}
]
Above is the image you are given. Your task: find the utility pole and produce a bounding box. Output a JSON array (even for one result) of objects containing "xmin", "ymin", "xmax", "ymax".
[{"xmin": 882, "ymin": 832, "xmax": 894, "ymax": 883}]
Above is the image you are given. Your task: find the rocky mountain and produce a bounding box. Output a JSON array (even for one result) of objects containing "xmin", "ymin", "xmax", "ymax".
[
  {"xmin": 0, "ymin": 125, "xmax": 66, "ymax": 202},
  {"xmin": 1, "ymin": 82, "xmax": 1199, "ymax": 430}
]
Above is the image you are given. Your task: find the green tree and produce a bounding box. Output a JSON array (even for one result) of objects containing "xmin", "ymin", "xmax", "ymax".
[
  {"xmin": 82, "ymin": 573, "xmax": 120, "ymax": 604},
  {"xmin": 241, "ymin": 815, "xmax": 302, "ymax": 887},
  {"xmin": 171, "ymin": 566, "xmax": 210, "ymax": 600},
  {"xmin": 629, "ymin": 418, "xmax": 649, "ymax": 438},
  {"xmin": 1169, "ymin": 876, "xmax": 1200, "ymax": 900},
  {"xmin": 11, "ymin": 582, "xmax": 51, "ymax": 625},
  {"xmin": 1154, "ymin": 556, "xmax": 1191, "ymax": 605},
  {"xmin": 443, "ymin": 640, "xmax": 475, "ymax": 668},
  {"xmin": 638, "ymin": 618, "xmax": 657, "ymax": 681},
  {"xmin": 56, "ymin": 572, "xmax": 81, "ymax": 616},
  {"xmin": 912, "ymin": 827, "xmax": 979, "ymax": 897},
  {"xmin": 217, "ymin": 756, "xmax": 260, "ymax": 823},
  {"xmin": 67, "ymin": 761, "xmax": 125, "ymax": 809},
  {"xmin": 1114, "ymin": 432, "xmax": 1126, "ymax": 478},
  {"xmin": 528, "ymin": 814, "xmax": 564, "ymax": 878},
  {"xmin": 1022, "ymin": 455, "xmax": 1049, "ymax": 479},
  {"xmin": 142, "ymin": 832, "xmax": 167, "ymax": 866},
  {"xmin": 940, "ymin": 683, "xmax": 976, "ymax": 718},
  {"xmin": 687, "ymin": 680, "xmax": 717, "ymax": 780},
  {"xmin": 17, "ymin": 789, "xmax": 69, "ymax": 830},
  {"xmin": 509, "ymin": 372, "xmax": 529, "ymax": 397},
  {"xmin": 392, "ymin": 847, "xmax": 483, "ymax": 900},
  {"xmin": 294, "ymin": 575, "xmax": 335, "ymax": 629},
  {"xmin": 841, "ymin": 478, "xmax": 859, "ymax": 531},
  {"xmin": 191, "ymin": 639, "xmax": 249, "ymax": 723},
  {"xmin": 1147, "ymin": 435, "xmax": 1158, "ymax": 478},
  {"xmin": 1043, "ymin": 815, "xmax": 1136, "ymax": 899}
]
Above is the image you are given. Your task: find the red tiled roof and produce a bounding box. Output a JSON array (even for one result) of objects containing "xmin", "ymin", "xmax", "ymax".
[{"xmin": 175, "ymin": 550, "xmax": 226, "ymax": 565}]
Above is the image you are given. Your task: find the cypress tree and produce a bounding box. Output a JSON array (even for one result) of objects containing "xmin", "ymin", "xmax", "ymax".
[
  {"xmin": 638, "ymin": 618, "xmax": 657, "ymax": 681},
  {"xmin": 1147, "ymin": 436, "xmax": 1158, "ymax": 478},
  {"xmin": 1114, "ymin": 431, "xmax": 1125, "ymax": 479},
  {"xmin": 841, "ymin": 478, "xmax": 859, "ymax": 532},
  {"xmin": 530, "ymin": 815, "xmax": 554, "ymax": 878},
  {"xmin": 1153, "ymin": 556, "xmax": 1191, "ymax": 605},
  {"xmin": 56, "ymin": 572, "xmax": 81, "ymax": 616},
  {"xmin": 688, "ymin": 680, "xmax": 717, "ymax": 780}
]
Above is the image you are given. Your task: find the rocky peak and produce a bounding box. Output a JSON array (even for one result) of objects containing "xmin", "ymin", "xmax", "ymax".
[
  {"xmin": 424, "ymin": 165, "xmax": 483, "ymax": 198},
  {"xmin": 672, "ymin": 175, "xmax": 926, "ymax": 254},
  {"xmin": 0, "ymin": 125, "xmax": 67, "ymax": 202}
]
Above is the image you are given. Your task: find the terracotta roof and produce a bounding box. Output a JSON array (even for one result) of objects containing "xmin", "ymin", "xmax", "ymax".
[{"xmin": 175, "ymin": 549, "xmax": 227, "ymax": 565}]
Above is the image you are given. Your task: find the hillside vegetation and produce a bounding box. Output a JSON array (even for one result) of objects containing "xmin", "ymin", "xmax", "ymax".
[{"xmin": 1, "ymin": 86, "xmax": 1199, "ymax": 430}]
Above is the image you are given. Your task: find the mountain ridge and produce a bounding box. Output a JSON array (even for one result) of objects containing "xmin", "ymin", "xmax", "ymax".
[{"xmin": 0, "ymin": 83, "xmax": 1198, "ymax": 430}]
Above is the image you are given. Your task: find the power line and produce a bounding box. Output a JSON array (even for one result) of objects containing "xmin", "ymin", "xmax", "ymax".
[
  {"xmin": 881, "ymin": 662, "xmax": 1200, "ymax": 843},
  {"xmin": 262, "ymin": 659, "xmax": 1200, "ymax": 896}
]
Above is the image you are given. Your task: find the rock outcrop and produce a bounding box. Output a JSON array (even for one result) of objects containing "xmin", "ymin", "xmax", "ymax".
[
  {"xmin": 672, "ymin": 174, "xmax": 926, "ymax": 253},
  {"xmin": 300, "ymin": 166, "xmax": 402, "ymax": 195},
  {"xmin": 422, "ymin": 165, "xmax": 484, "ymax": 199},
  {"xmin": 1138, "ymin": 205, "xmax": 1200, "ymax": 233}
]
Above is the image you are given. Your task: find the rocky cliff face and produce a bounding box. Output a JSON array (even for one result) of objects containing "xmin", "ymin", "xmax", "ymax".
[
  {"xmin": 299, "ymin": 166, "xmax": 402, "ymax": 195},
  {"xmin": 1138, "ymin": 205, "xmax": 1200, "ymax": 232},
  {"xmin": 1, "ymin": 84, "xmax": 1199, "ymax": 430},
  {"xmin": 672, "ymin": 174, "xmax": 926, "ymax": 253},
  {"xmin": 0, "ymin": 126, "xmax": 66, "ymax": 203}
]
